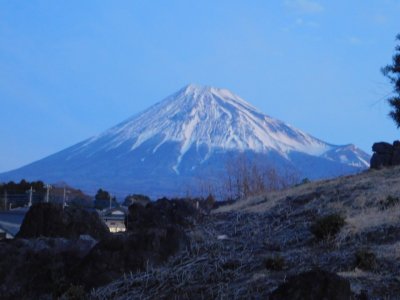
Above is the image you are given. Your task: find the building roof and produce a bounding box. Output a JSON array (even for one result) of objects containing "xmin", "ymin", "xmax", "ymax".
[
  {"xmin": 0, "ymin": 210, "xmax": 27, "ymax": 237},
  {"xmin": 101, "ymin": 207, "xmax": 128, "ymax": 216}
]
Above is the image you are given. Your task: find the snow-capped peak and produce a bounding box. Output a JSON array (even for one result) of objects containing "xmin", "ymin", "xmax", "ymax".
[
  {"xmin": 0, "ymin": 84, "xmax": 370, "ymax": 197},
  {"xmin": 169, "ymin": 83, "xmax": 260, "ymax": 114},
  {"xmin": 83, "ymin": 84, "xmax": 331, "ymax": 162}
]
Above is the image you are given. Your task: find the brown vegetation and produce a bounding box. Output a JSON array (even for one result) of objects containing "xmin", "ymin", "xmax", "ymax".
[
  {"xmin": 94, "ymin": 166, "xmax": 400, "ymax": 299},
  {"xmin": 223, "ymin": 154, "xmax": 299, "ymax": 200}
]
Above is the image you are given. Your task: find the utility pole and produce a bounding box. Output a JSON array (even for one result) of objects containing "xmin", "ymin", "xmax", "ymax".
[
  {"xmin": 63, "ymin": 187, "xmax": 67, "ymax": 209},
  {"xmin": 28, "ymin": 186, "xmax": 33, "ymax": 207},
  {"xmin": 3, "ymin": 190, "xmax": 7, "ymax": 211},
  {"xmin": 45, "ymin": 184, "xmax": 51, "ymax": 203},
  {"xmin": 109, "ymin": 194, "xmax": 112, "ymax": 210}
]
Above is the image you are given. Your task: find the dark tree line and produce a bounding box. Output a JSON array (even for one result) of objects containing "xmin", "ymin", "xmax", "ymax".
[{"xmin": 0, "ymin": 179, "xmax": 46, "ymax": 194}]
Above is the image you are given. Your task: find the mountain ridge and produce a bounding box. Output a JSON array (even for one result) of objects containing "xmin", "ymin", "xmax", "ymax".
[
  {"xmin": 0, "ymin": 84, "xmax": 370, "ymax": 197},
  {"xmin": 69, "ymin": 84, "xmax": 367, "ymax": 170}
]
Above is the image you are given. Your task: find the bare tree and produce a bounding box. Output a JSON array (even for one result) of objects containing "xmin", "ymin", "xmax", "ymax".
[{"xmin": 222, "ymin": 153, "xmax": 299, "ymax": 200}]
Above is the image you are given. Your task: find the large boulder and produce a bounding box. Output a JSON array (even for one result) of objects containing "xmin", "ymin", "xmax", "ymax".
[
  {"xmin": 392, "ymin": 141, "xmax": 400, "ymax": 165},
  {"xmin": 370, "ymin": 140, "xmax": 400, "ymax": 169},
  {"xmin": 269, "ymin": 269, "xmax": 352, "ymax": 300},
  {"xmin": 372, "ymin": 142, "xmax": 393, "ymax": 153},
  {"xmin": 16, "ymin": 203, "xmax": 110, "ymax": 240},
  {"xmin": 370, "ymin": 153, "xmax": 392, "ymax": 169}
]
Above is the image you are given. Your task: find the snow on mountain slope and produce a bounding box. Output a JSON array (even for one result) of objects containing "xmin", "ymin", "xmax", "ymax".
[
  {"xmin": 72, "ymin": 84, "xmax": 348, "ymax": 171},
  {"xmin": 0, "ymin": 84, "xmax": 370, "ymax": 197}
]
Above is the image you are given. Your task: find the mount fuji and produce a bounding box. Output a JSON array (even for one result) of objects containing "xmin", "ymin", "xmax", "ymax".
[{"xmin": 0, "ymin": 84, "xmax": 370, "ymax": 198}]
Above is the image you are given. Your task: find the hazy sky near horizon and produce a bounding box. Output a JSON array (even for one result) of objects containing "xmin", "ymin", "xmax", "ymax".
[{"xmin": 1, "ymin": 0, "xmax": 400, "ymax": 172}]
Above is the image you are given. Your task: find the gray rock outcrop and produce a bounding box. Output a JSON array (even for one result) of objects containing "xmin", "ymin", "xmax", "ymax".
[{"xmin": 370, "ymin": 140, "xmax": 400, "ymax": 169}]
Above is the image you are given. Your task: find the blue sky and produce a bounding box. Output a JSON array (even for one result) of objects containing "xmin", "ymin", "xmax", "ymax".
[{"xmin": 0, "ymin": 0, "xmax": 399, "ymax": 172}]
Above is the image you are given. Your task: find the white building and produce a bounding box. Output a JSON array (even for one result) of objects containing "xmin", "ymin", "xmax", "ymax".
[{"xmin": 101, "ymin": 207, "xmax": 127, "ymax": 233}]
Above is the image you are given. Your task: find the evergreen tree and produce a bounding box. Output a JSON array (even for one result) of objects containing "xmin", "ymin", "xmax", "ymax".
[
  {"xmin": 95, "ymin": 188, "xmax": 110, "ymax": 201},
  {"xmin": 382, "ymin": 34, "xmax": 400, "ymax": 127},
  {"xmin": 94, "ymin": 188, "xmax": 116, "ymax": 210}
]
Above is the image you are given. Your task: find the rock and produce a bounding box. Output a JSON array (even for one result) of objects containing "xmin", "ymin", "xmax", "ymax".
[
  {"xmin": 269, "ymin": 269, "xmax": 352, "ymax": 300},
  {"xmin": 370, "ymin": 141, "xmax": 400, "ymax": 169},
  {"xmin": 392, "ymin": 148, "xmax": 400, "ymax": 165},
  {"xmin": 372, "ymin": 142, "xmax": 393, "ymax": 153},
  {"xmin": 393, "ymin": 140, "xmax": 400, "ymax": 149},
  {"xmin": 76, "ymin": 225, "xmax": 188, "ymax": 287},
  {"xmin": 16, "ymin": 203, "xmax": 110, "ymax": 240},
  {"xmin": 370, "ymin": 153, "xmax": 391, "ymax": 169}
]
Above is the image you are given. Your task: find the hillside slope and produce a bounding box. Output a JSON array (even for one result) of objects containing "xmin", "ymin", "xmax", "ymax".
[{"xmin": 94, "ymin": 166, "xmax": 400, "ymax": 299}]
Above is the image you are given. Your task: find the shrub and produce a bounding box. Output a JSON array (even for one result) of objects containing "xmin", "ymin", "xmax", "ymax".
[
  {"xmin": 61, "ymin": 285, "xmax": 87, "ymax": 300},
  {"xmin": 379, "ymin": 195, "xmax": 400, "ymax": 210},
  {"xmin": 355, "ymin": 249, "xmax": 377, "ymax": 271},
  {"xmin": 123, "ymin": 194, "xmax": 151, "ymax": 207},
  {"xmin": 264, "ymin": 255, "xmax": 285, "ymax": 271},
  {"xmin": 205, "ymin": 193, "xmax": 216, "ymax": 209},
  {"xmin": 296, "ymin": 178, "xmax": 311, "ymax": 186},
  {"xmin": 310, "ymin": 213, "xmax": 346, "ymax": 240}
]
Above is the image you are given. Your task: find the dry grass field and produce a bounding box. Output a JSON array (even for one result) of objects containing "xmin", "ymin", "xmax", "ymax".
[{"xmin": 93, "ymin": 166, "xmax": 400, "ymax": 299}]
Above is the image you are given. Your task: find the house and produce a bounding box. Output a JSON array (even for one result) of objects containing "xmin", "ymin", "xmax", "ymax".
[
  {"xmin": 0, "ymin": 225, "xmax": 14, "ymax": 239},
  {"xmin": 101, "ymin": 207, "xmax": 128, "ymax": 233},
  {"xmin": 0, "ymin": 207, "xmax": 29, "ymax": 239}
]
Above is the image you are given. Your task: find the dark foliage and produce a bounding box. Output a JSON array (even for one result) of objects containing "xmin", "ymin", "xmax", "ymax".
[
  {"xmin": 62, "ymin": 285, "xmax": 87, "ymax": 300},
  {"xmin": 94, "ymin": 188, "xmax": 116, "ymax": 210},
  {"xmin": 125, "ymin": 197, "xmax": 200, "ymax": 231},
  {"xmin": 379, "ymin": 195, "xmax": 400, "ymax": 210},
  {"xmin": 122, "ymin": 193, "xmax": 151, "ymax": 207},
  {"xmin": 263, "ymin": 255, "xmax": 285, "ymax": 271},
  {"xmin": 212, "ymin": 198, "xmax": 236, "ymax": 208},
  {"xmin": 0, "ymin": 179, "xmax": 45, "ymax": 194},
  {"xmin": 295, "ymin": 178, "xmax": 311, "ymax": 187},
  {"xmin": 16, "ymin": 203, "xmax": 110, "ymax": 240},
  {"xmin": 68, "ymin": 197, "xmax": 94, "ymax": 209},
  {"xmin": 270, "ymin": 269, "xmax": 352, "ymax": 300},
  {"xmin": 310, "ymin": 213, "xmax": 345, "ymax": 240},
  {"xmin": 0, "ymin": 197, "xmax": 196, "ymax": 298},
  {"xmin": 73, "ymin": 197, "xmax": 196, "ymax": 288},
  {"xmin": 382, "ymin": 34, "xmax": 400, "ymax": 127},
  {"xmin": 355, "ymin": 249, "xmax": 377, "ymax": 271},
  {"xmin": 75, "ymin": 225, "xmax": 188, "ymax": 288},
  {"xmin": 94, "ymin": 189, "xmax": 110, "ymax": 201},
  {"xmin": 0, "ymin": 238, "xmax": 95, "ymax": 299}
]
